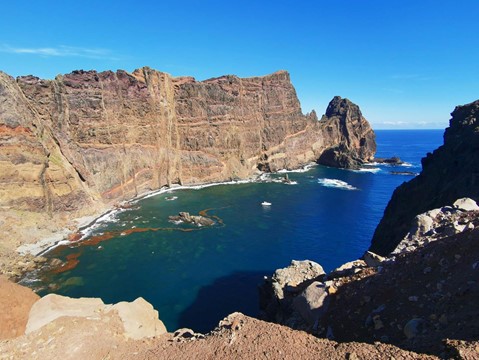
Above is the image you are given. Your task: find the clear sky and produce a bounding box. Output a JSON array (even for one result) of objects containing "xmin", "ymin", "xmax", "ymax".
[{"xmin": 1, "ymin": 1, "xmax": 477, "ymax": 129}]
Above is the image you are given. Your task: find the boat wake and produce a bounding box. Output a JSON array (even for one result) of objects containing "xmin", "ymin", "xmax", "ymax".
[{"xmin": 317, "ymin": 178, "xmax": 358, "ymax": 191}]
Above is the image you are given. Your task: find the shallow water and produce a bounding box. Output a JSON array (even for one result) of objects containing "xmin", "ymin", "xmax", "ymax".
[{"xmin": 34, "ymin": 130, "xmax": 443, "ymax": 332}]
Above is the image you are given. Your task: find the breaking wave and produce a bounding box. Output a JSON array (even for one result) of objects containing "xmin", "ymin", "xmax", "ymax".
[{"xmin": 317, "ymin": 178, "xmax": 358, "ymax": 191}]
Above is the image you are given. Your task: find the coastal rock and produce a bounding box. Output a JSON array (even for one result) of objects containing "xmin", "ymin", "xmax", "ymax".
[
  {"xmin": 0, "ymin": 275, "xmax": 40, "ymax": 339},
  {"xmin": 453, "ymin": 197, "xmax": 479, "ymax": 212},
  {"xmin": 370, "ymin": 99, "xmax": 479, "ymax": 256},
  {"xmin": 259, "ymin": 260, "xmax": 325, "ymax": 326},
  {"xmin": 270, "ymin": 260, "xmax": 326, "ymax": 300},
  {"xmin": 26, "ymin": 293, "xmax": 167, "ymax": 339},
  {"xmin": 317, "ymin": 96, "xmax": 376, "ymax": 169},
  {"xmin": 292, "ymin": 281, "xmax": 330, "ymax": 326},
  {"xmin": 328, "ymin": 260, "xmax": 367, "ymax": 280},
  {"xmin": 362, "ymin": 251, "xmax": 386, "ymax": 267},
  {"xmin": 391, "ymin": 199, "xmax": 479, "ymax": 256},
  {"xmin": 168, "ymin": 212, "xmax": 215, "ymax": 226},
  {"xmin": 0, "ymin": 69, "xmax": 375, "ymax": 262},
  {"xmin": 374, "ymin": 156, "xmax": 404, "ymax": 165}
]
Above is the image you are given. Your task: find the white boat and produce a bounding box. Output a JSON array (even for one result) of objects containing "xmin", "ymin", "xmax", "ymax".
[{"xmin": 261, "ymin": 201, "xmax": 272, "ymax": 206}]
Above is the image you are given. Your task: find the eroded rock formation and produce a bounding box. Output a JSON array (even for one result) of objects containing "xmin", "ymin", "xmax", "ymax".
[
  {"xmin": 370, "ymin": 99, "xmax": 479, "ymax": 255},
  {"xmin": 0, "ymin": 68, "xmax": 375, "ymax": 257}
]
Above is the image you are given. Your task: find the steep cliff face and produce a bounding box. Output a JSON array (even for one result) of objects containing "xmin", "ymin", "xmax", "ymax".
[
  {"xmin": 317, "ymin": 96, "xmax": 376, "ymax": 168},
  {"xmin": 370, "ymin": 99, "xmax": 479, "ymax": 255},
  {"xmin": 0, "ymin": 67, "xmax": 375, "ymax": 252}
]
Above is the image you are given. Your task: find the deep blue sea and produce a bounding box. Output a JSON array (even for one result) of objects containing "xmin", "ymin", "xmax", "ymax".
[{"xmin": 36, "ymin": 130, "xmax": 443, "ymax": 332}]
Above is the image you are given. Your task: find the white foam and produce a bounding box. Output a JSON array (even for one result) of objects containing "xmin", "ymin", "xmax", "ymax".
[
  {"xmin": 352, "ymin": 167, "xmax": 381, "ymax": 173},
  {"xmin": 276, "ymin": 163, "xmax": 316, "ymax": 174},
  {"xmin": 317, "ymin": 178, "xmax": 358, "ymax": 191}
]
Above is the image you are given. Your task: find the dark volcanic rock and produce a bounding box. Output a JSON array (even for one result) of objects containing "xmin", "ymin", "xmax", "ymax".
[
  {"xmin": 317, "ymin": 96, "xmax": 376, "ymax": 169},
  {"xmin": 374, "ymin": 156, "xmax": 404, "ymax": 165},
  {"xmin": 370, "ymin": 99, "xmax": 479, "ymax": 256}
]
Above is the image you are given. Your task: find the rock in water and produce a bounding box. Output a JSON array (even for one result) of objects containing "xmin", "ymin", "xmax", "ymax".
[{"xmin": 370, "ymin": 99, "xmax": 479, "ymax": 256}]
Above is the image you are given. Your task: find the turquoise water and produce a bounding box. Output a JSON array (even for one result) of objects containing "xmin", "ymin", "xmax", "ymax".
[{"xmin": 36, "ymin": 130, "xmax": 443, "ymax": 332}]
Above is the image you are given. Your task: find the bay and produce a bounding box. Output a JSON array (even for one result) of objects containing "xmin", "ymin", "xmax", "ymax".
[{"xmin": 35, "ymin": 129, "xmax": 443, "ymax": 332}]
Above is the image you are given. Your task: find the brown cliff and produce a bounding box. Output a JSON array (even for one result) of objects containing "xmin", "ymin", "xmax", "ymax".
[
  {"xmin": 370, "ymin": 99, "xmax": 479, "ymax": 255},
  {"xmin": 0, "ymin": 67, "xmax": 375, "ymax": 259}
]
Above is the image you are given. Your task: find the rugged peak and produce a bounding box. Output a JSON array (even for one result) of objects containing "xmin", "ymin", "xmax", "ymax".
[
  {"xmin": 444, "ymin": 99, "xmax": 479, "ymax": 143},
  {"xmin": 370, "ymin": 98, "xmax": 479, "ymax": 256},
  {"xmin": 324, "ymin": 96, "xmax": 362, "ymax": 119},
  {"xmin": 317, "ymin": 96, "xmax": 376, "ymax": 169}
]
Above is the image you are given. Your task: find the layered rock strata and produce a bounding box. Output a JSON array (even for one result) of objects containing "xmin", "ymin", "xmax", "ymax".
[
  {"xmin": 370, "ymin": 99, "xmax": 479, "ymax": 255},
  {"xmin": 0, "ymin": 68, "xmax": 375, "ymax": 261}
]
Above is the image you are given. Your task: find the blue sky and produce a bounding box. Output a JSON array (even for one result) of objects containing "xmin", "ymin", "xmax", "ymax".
[{"xmin": 1, "ymin": 1, "xmax": 477, "ymax": 129}]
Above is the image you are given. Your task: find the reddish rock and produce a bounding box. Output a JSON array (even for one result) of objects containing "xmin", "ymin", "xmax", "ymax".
[{"xmin": 0, "ymin": 275, "xmax": 40, "ymax": 339}]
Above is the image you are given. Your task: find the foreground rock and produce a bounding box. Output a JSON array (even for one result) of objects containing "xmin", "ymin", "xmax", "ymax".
[
  {"xmin": 259, "ymin": 260, "xmax": 326, "ymax": 328},
  {"xmin": 392, "ymin": 198, "xmax": 479, "ymax": 256},
  {"xmin": 1, "ymin": 309, "xmax": 437, "ymax": 360},
  {"xmin": 0, "ymin": 275, "xmax": 39, "ymax": 340},
  {"xmin": 371, "ymin": 99, "xmax": 479, "ymax": 255},
  {"xmin": 27, "ymin": 294, "xmax": 167, "ymax": 340}
]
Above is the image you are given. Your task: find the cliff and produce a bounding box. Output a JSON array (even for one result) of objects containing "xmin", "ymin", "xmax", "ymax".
[
  {"xmin": 0, "ymin": 67, "xmax": 375, "ymax": 257},
  {"xmin": 317, "ymin": 96, "xmax": 376, "ymax": 168},
  {"xmin": 370, "ymin": 99, "xmax": 479, "ymax": 255}
]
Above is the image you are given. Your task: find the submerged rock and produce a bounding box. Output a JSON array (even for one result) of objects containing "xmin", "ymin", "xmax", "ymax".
[{"xmin": 168, "ymin": 212, "xmax": 215, "ymax": 226}]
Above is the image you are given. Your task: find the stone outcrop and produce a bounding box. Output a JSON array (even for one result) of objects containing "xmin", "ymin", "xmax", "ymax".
[
  {"xmin": 317, "ymin": 96, "xmax": 376, "ymax": 169},
  {"xmin": 0, "ymin": 275, "xmax": 39, "ymax": 339},
  {"xmin": 370, "ymin": 99, "xmax": 479, "ymax": 255},
  {"xmin": 1, "ymin": 309, "xmax": 438, "ymax": 360},
  {"xmin": 26, "ymin": 293, "xmax": 167, "ymax": 339},
  {"xmin": 391, "ymin": 198, "xmax": 478, "ymax": 256},
  {"xmin": 0, "ymin": 68, "xmax": 375, "ymax": 262},
  {"xmin": 260, "ymin": 197, "xmax": 479, "ymax": 356},
  {"xmin": 259, "ymin": 260, "xmax": 326, "ymax": 327}
]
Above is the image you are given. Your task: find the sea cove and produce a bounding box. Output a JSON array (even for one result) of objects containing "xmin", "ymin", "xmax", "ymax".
[{"xmin": 29, "ymin": 130, "xmax": 443, "ymax": 332}]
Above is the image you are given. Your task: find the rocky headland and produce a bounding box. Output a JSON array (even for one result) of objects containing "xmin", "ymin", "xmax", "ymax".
[
  {"xmin": 370, "ymin": 99, "xmax": 479, "ymax": 256},
  {"xmin": 0, "ymin": 67, "xmax": 375, "ymax": 277}
]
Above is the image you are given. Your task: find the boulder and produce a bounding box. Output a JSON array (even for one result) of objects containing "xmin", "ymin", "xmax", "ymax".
[
  {"xmin": 292, "ymin": 281, "xmax": 330, "ymax": 325},
  {"xmin": 271, "ymin": 260, "xmax": 325, "ymax": 300},
  {"xmin": 26, "ymin": 294, "xmax": 105, "ymax": 334},
  {"xmin": 0, "ymin": 275, "xmax": 40, "ymax": 340},
  {"xmin": 328, "ymin": 260, "xmax": 367, "ymax": 279},
  {"xmin": 453, "ymin": 198, "xmax": 479, "ymax": 212},
  {"xmin": 362, "ymin": 251, "xmax": 385, "ymax": 267},
  {"xmin": 108, "ymin": 297, "xmax": 167, "ymax": 340},
  {"xmin": 26, "ymin": 294, "xmax": 167, "ymax": 339}
]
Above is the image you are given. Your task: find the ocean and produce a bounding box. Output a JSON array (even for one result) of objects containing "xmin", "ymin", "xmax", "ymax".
[{"xmin": 33, "ymin": 129, "xmax": 443, "ymax": 333}]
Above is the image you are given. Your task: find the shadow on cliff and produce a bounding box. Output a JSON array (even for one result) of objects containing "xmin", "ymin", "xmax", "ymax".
[{"xmin": 177, "ymin": 270, "xmax": 269, "ymax": 333}]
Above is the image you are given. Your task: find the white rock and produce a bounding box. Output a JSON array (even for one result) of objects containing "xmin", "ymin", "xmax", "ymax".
[
  {"xmin": 107, "ymin": 297, "xmax": 167, "ymax": 339},
  {"xmin": 453, "ymin": 198, "xmax": 479, "ymax": 212},
  {"xmin": 26, "ymin": 294, "xmax": 105, "ymax": 334},
  {"xmin": 26, "ymin": 294, "xmax": 167, "ymax": 339}
]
